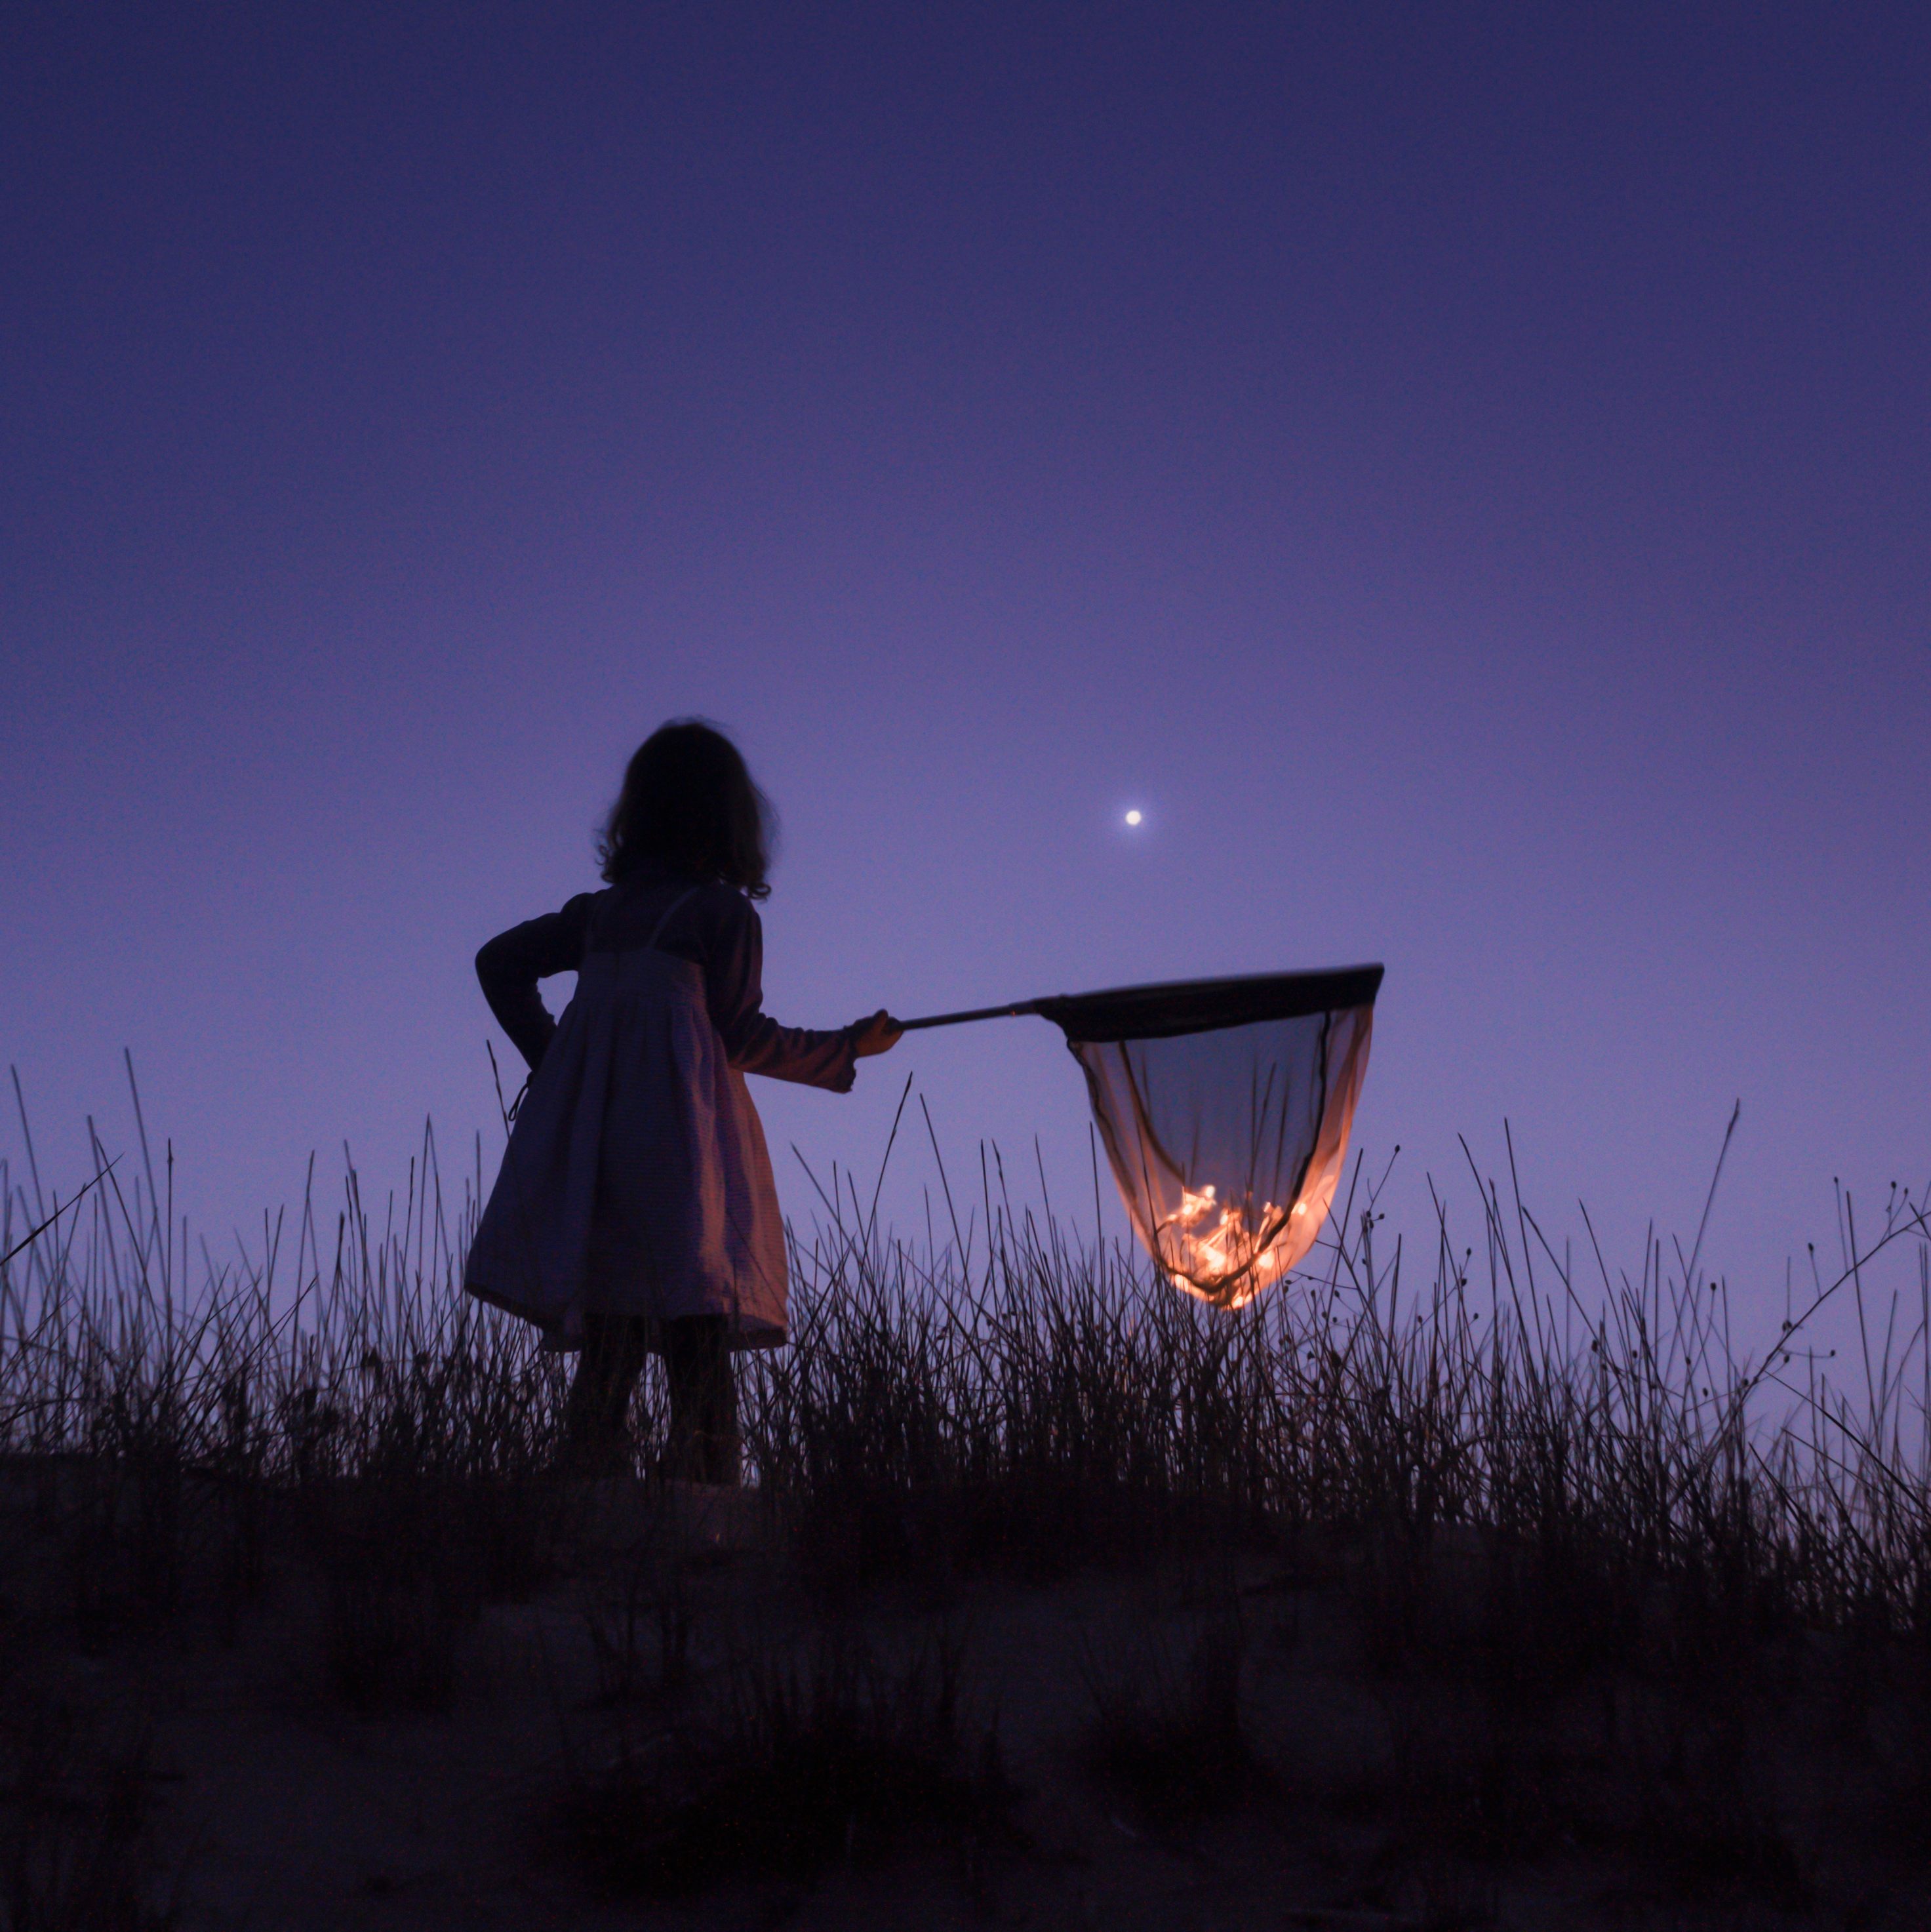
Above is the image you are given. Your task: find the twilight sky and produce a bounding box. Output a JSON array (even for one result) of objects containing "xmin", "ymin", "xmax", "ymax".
[{"xmin": 4, "ymin": 4, "xmax": 1926, "ymax": 1342}]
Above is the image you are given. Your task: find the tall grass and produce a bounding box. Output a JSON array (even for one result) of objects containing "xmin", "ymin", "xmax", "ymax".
[
  {"xmin": 7, "ymin": 1072, "xmax": 1929, "ymax": 1910},
  {"xmin": 3, "ymin": 1066, "xmax": 1928, "ymax": 1638}
]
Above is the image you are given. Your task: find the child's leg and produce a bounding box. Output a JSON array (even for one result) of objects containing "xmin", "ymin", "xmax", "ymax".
[
  {"xmin": 662, "ymin": 1315, "xmax": 740, "ymax": 1486},
  {"xmin": 563, "ymin": 1311, "xmax": 651, "ymax": 1473}
]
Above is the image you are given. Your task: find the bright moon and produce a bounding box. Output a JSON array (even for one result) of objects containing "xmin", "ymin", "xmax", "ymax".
[{"xmin": 1124, "ymin": 809, "xmax": 1143, "ymax": 826}]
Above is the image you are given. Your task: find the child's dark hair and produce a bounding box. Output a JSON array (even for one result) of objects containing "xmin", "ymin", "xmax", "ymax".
[{"xmin": 597, "ymin": 720, "xmax": 776, "ymax": 898}]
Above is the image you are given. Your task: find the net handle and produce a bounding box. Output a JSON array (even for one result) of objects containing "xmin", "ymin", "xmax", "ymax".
[{"xmin": 896, "ymin": 999, "xmax": 1043, "ymax": 1032}]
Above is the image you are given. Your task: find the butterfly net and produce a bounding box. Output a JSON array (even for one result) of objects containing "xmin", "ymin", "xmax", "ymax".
[{"xmin": 1037, "ymin": 967, "xmax": 1382, "ymax": 1309}]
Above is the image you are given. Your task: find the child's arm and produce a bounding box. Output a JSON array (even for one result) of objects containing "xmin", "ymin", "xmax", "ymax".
[
  {"xmin": 475, "ymin": 895, "xmax": 595, "ymax": 1070},
  {"xmin": 706, "ymin": 899, "xmax": 862, "ymax": 1090}
]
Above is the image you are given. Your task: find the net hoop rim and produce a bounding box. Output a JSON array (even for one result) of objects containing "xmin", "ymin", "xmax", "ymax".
[{"xmin": 1037, "ymin": 963, "xmax": 1383, "ymax": 1043}]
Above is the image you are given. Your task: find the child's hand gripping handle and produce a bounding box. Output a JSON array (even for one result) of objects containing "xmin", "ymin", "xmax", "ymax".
[{"xmin": 848, "ymin": 1011, "xmax": 905, "ymax": 1058}]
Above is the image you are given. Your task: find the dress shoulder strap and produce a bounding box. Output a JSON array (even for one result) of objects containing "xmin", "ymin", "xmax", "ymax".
[{"xmin": 645, "ymin": 886, "xmax": 701, "ymax": 952}]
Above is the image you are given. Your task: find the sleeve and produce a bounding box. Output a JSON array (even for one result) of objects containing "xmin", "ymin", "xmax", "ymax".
[
  {"xmin": 706, "ymin": 899, "xmax": 859, "ymax": 1093},
  {"xmin": 474, "ymin": 893, "xmax": 595, "ymax": 1071}
]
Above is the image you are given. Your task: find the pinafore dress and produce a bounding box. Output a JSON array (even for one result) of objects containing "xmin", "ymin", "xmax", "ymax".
[{"xmin": 464, "ymin": 889, "xmax": 791, "ymax": 1351}]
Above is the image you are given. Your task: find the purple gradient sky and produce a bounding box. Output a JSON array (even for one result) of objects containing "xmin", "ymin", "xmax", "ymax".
[{"xmin": 3, "ymin": 5, "xmax": 1926, "ymax": 1337}]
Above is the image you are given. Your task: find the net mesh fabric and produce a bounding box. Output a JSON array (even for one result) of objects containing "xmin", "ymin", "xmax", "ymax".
[{"xmin": 1066, "ymin": 1001, "xmax": 1375, "ymax": 1310}]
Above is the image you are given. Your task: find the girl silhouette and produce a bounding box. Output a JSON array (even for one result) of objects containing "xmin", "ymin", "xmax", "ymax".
[{"xmin": 465, "ymin": 720, "xmax": 900, "ymax": 1483}]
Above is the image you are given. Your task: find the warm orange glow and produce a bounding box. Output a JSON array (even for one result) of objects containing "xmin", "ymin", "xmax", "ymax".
[{"xmin": 1153, "ymin": 1184, "xmax": 1301, "ymax": 1309}]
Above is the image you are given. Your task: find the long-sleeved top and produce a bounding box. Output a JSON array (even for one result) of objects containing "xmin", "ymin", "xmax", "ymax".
[{"xmin": 475, "ymin": 861, "xmax": 857, "ymax": 1092}]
